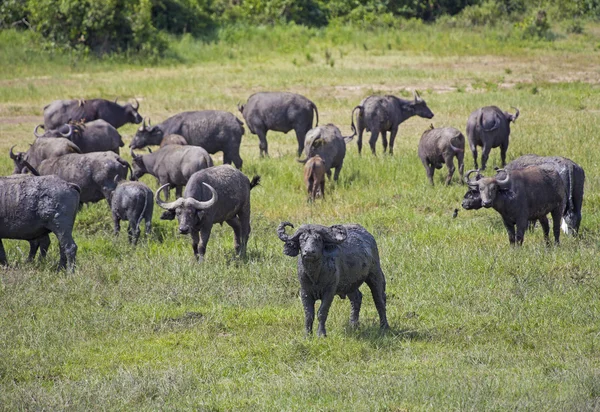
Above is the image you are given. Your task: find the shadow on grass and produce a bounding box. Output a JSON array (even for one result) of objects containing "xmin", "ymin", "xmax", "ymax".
[{"xmin": 345, "ymin": 324, "xmax": 434, "ymax": 344}]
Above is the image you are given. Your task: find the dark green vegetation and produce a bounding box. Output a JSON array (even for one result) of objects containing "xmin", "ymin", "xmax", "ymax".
[{"xmin": 1, "ymin": 22, "xmax": 600, "ymax": 409}]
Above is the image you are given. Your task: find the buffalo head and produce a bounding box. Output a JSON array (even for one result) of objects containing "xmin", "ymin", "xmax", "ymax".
[
  {"xmin": 129, "ymin": 149, "xmax": 148, "ymax": 181},
  {"xmin": 411, "ymin": 91, "xmax": 434, "ymax": 119},
  {"xmin": 277, "ymin": 222, "xmax": 347, "ymax": 260},
  {"xmin": 465, "ymin": 169, "xmax": 510, "ymax": 208},
  {"xmin": 122, "ymin": 98, "xmax": 142, "ymax": 124},
  {"xmin": 155, "ymin": 182, "xmax": 218, "ymax": 235},
  {"xmin": 130, "ymin": 118, "xmax": 163, "ymax": 149}
]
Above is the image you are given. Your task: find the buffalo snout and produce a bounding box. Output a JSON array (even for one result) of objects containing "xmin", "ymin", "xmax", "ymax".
[{"xmin": 179, "ymin": 226, "xmax": 190, "ymax": 235}]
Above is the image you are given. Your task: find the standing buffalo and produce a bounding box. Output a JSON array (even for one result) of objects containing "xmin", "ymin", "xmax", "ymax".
[
  {"xmin": 418, "ymin": 124, "xmax": 465, "ymax": 185},
  {"xmin": 10, "ymin": 138, "xmax": 81, "ymax": 174},
  {"xmin": 277, "ymin": 222, "xmax": 389, "ymax": 337},
  {"xmin": 0, "ymin": 175, "xmax": 79, "ymax": 270},
  {"xmin": 351, "ymin": 91, "xmax": 434, "ymax": 155},
  {"xmin": 34, "ymin": 120, "xmax": 124, "ymax": 154},
  {"xmin": 43, "ymin": 98, "xmax": 142, "ymax": 130},
  {"xmin": 304, "ymin": 155, "xmax": 326, "ymax": 202},
  {"xmin": 18, "ymin": 152, "xmax": 130, "ymax": 206},
  {"xmin": 130, "ymin": 145, "xmax": 214, "ymax": 199},
  {"xmin": 465, "ymin": 166, "xmax": 565, "ymax": 245},
  {"xmin": 155, "ymin": 165, "xmax": 260, "ymax": 262},
  {"xmin": 238, "ymin": 92, "xmax": 319, "ymax": 157},
  {"xmin": 298, "ymin": 124, "xmax": 355, "ymax": 181},
  {"xmin": 466, "ymin": 105, "xmax": 519, "ymax": 170},
  {"xmin": 111, "ymin": 181, "xmax": 153, "ymax": 245},
  {"xmin": 130, "ymin": 112, "xmax": 244, "ymax": 169}
]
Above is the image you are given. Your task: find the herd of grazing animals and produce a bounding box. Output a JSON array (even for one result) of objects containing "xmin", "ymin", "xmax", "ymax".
[{"xmin": 0, "ymin": 91, "xmax": 585, "ymax": 336}]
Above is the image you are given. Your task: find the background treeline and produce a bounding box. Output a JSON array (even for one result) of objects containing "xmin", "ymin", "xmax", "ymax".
[{"xmin": 1, "ymin": 0, "xmax": 598, "ymax": 56}]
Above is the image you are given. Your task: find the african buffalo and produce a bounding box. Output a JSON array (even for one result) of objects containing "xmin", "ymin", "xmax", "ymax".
[
  {"xmin": 304, "ymin": 155, "xmax": 326, "ymax": 202},
  {"xmin": 418, "ymin": 124, "xmax": 465, "ymax": 185},
  {"xmin": 238, "ymin": 92, "xmax": 319, "ymax": 157},
  {"xmin": 35, "ymin": 119, "xmax": 123, "ymax": 154},
  {"xmin": 298, "ymin": 124, "xmax": 355, "ymax": 181},
  {"xmin": 111, "ymin": 181, "xmax": 153, "ymax": 245},
  {"xmin": 10, "ymin": 138, "xmax": 81, "ymax": 174},
  {"xmin": 351, "ymin": 91, "xmax": 434, "ymax": 155},
  {"xmin": 43, "ymin": 98, "xmax": 142, "ymax": 130}
]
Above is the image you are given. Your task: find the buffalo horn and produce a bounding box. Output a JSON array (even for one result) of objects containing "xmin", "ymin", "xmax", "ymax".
[
  {"xmin": 130, "ymin": 148, "xmax": 140, "ymax": 160},
  {"xmin": 413, "ymin": 90, "xmax": 422, "ymax": 102},
  {"xmin": 155, "ymin": 184, "xmax": 185, "ymax": 210},
  {"xmin": 60, "ymin": 124, "xmax": 73, "ymax": 138},
  {"xmin": 9, "ymin": 145, "xmax": 17, "ymax": 160},
  {"xmin": 321, "ymin": 225, "xmax": 348, "ymax": 244},
  {"xmin": 185, "ymin": 183, "xmax": 218, "ymax": 210},
  {"xmin": 465, "ymin": 169, "xmax": 479, "ymax": 186},
  {"xmin": 114, "ymin": 97, "xmax": 119, "ymax": 104},
  {"xmin": 133, "ymin": 98, "xmax": 139, "ymax": 110},
  {"xmin": 277, "ymin": 222, "xmax": 295, "ymax": 242},
  {"xmin": 496, "ymin": 169, "xmax": 510, "ymax": 188},
  {"xmin": 510, "ymin": 106, "xmax": 520, "ymax": 122},
  {"xmin": 33, "ymin": 124, "xmax": 44, "ymax": 138}
]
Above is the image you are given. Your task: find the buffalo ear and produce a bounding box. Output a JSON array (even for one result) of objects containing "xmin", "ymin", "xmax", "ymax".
[{"xmin": 283, "ymin": 240, "xmax": 300, "ymax": 257}]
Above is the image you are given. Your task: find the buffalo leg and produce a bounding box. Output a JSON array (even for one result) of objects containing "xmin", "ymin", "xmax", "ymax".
[
  {"xmin": 239, "ymin": 207, "xmax": 251, "ymax": 257},
  {"xmin": 256, "ymin": 128, "xmax": 269, "ymax": 157},
  {"xmin": 196, "ymin": 226, "xmax": 213, "ymax": 263},
  {"xmin": 348, "ymin": 289, "xmax": 363, "ymax": 327},
  {"xmin": 422, "ymin": 159, "xmax": 434, "ymax": 185},
  {"xmin": 444, "ymin": 155, "xmax": 456, "ymax": 186},
  {"xmin": 500, "ymin": 143, "xmax": 508, "ymax": 167},
  {"xmin": 366, "ymin": 271, "xmax": 389, "ymax": 330},
  {"xmin": 368, "ymin": 128, "xmax": 380, "ymax": 156},
  {"xmin": 480, "ymin": 145, "xmax": 492, "ymax": 171},
  {"xmin": 0, "ymin": 239, "xmax": 6, "ymax": 266},
  {"xmin": 502, "ymin": 217, "xmax": 517, "ymax": 245},
  {"xmin": 145, "ymin": 218, "xmax": 152, "ymax": 236},
  {"xmin": 515, "ymin": 217, "xmax": 528, "ymax": 245},
  {"xmin": 226, "ymin": 217, "xmax": 243, "ymax": 256},
  {"xmin": 539, "ymin": 216, "xmax": 550, "ymax": 245},
  {"xmin": 381, "ymin": 131, "xmax": 388, "ymax": 153},
  {"xmin": 175, "ymin": 186, "xmax": 183, "ymax": 198},
  {"xmin": 28, "ymin": 235, "xmax": 50, "ymax": 261},
  {"xmin": 357, "ymin": 126, "xmax": 365, "ymax": 155},
  {"xmin": 112, "ymin": 212, "xmax": 121, "ymax": 237},
  {"xmin": 317, "ymin": 287, "xmax": 336, "ymax": 337},
  {"xmin": 333, "ymin": 163, "xmax": 343, "ymax": 181},
  {"xmin": 53, "ymin": 230, "xmax": 77, "ymax": 271},
  {"xmin": 128, "ymin": 218, "xmax": 141, "ymax": 245},
  {"xmin": 228, "ymin": 149, "xmax": 243, "ymax": 170},
  {"xmin": 300, "ymin": 289, "xmax": 316, "ymax": 335},
  {"xmin": 389, "ymin": 126, "xmax": 399, "ymax": 155},
  {"xmin": 295, "ymin": 127, "xmax": 310, "ymax": 158},
  {"xmin": 471, "ymin": 145, "xmax": 479, "ymax": 170},
  {"xmin": 551, "ymin": 208, "xmax": 562, "ymax": 244},
  {"xmin": 319, "ymin": 178, "xmax": 325, "ymax": 200},
  {"xmin": 307, "ymin": 175, "xmax": 314, "ymax": 202},
  {"xmin": 457, "ymin": 151, "xmax": 465, "ymax": 184}
]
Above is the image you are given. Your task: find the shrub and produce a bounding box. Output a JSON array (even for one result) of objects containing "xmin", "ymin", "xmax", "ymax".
[{"xmin": 514, "ymin": 9, "xmax": 555, "ymax": 40}]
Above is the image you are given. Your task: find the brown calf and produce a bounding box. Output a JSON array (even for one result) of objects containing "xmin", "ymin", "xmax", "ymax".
[{"xmin": 304, "ymin": 155, "xmax": 326, "ymax": 201}]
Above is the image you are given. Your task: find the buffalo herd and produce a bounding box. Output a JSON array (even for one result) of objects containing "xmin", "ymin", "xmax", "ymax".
[{"xmin": 1, "ymin": 91, "xmax": 585, "ymax": 336}]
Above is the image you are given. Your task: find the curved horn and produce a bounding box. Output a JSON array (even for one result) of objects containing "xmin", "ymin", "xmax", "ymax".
[
  {"xmin": 133, "ymin": 98, "xmax": 139, "ymax": 110},
  {"xmin": 321, "ymin": 225, "xmax": 348, "ymax": 244},
  {"xmin": 296, "ymin": 157, "xmax": 309, "ymax": 164},
  {"xmin": 60, "ymin": 124, "xmax": 73, "ymax": 138},
  {"xmin": 413, "ymin": 90, "xmax": 422, "ymax": 102},
  {"xmin": 130, "ymin": 148, "xmax": 140, "ymax": 160},
  {"xmin": 142, "ymin": 118, "xmax": 147, "ymax": 128},
  {"xmin": 277, "ymin": 222, "xmax": 295, "ymax": 242},
  {"xmin": 465, "ymin": 169, "xmax": 480, "ymax": 185},
  {"xmin": 510, "ymin": 106, "xmax": 520, "ymax": 122},
  {"xmin": 496, "ymin": 169, "xmax": 510, "ymax": 188},
  {"xmin": 33, "ymin": 124, "xmax": 44, "ymax": 138},
  {"xmin": 9, "ymin": 145, "xmax": 17, "ymax": 160},
  {"xmin": 147, "ymin": 118, "xmax": 152, "ymax": 127},
  {"xmin": 185, "ymin": 183, "xmax": 218, "ymax": 210},
  {"xmin": 155, "ymin": 184, "xmax": 185, "ymax": 210},
  {"xmin": 114, "ymin": 97, "xmax": 119, "ymax": 104},
  {"xmin": 237, "ymin": 102, "xmax": 243, "ymax": 112}
]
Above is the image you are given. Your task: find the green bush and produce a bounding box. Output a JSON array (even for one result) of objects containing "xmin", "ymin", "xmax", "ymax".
[{"xmin": 514, "ymin": 9, "xmax": 555, "ymax": 40}]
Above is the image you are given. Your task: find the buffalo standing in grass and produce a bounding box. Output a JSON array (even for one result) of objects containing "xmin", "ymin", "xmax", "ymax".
[
  {"xmin": 277, "ymin": 222, "xmax": 389, "ymax": 337},
  {"xmin": 130, "ymin": 112, "xmax": 244, "ymax": 169},
  {"xmin": 298, "ymin": 124, "xmax": 355, "ymax": 181},
  {"xmin": 0, "ymin": 175, "xmax": 79, "ymax": 270},
  {"xmin": 304, "ymin": 155, "xmax": 327, "ymax": 202},
  {"xmin": 465, "ymin": 166, "xmax": 565, "ymax": 245},
  {"xmin": 466, "ymin": 105, "xmax": 519, "ymax": 170},
  {"xmin": 111, "ymin": 181, "xmax": 153, "ymax": 245},
  {"xmin": 10, "ymin": 138, "xmax": 81, "ymax": 174},
  {"xmin": 43, "ymin": 98, "xmax": 142, "ymax": 130},
  {"xmin": 351, "ymin": 91, "xmax": 434, "ymax": 155},
  {"xmin": 238, "ymin": 92, "xmax": 319, "ymax": 157},
  {"xmin": 34, "ymin": 120, "xmax": 124, "ymax": 154},
  {"xmin": 418, "ymin": 124, "xmax": 465, "ymax": 185},
  {"xmin": 155, "ymin": 165, "xmax": 260, "ymax": 262}
]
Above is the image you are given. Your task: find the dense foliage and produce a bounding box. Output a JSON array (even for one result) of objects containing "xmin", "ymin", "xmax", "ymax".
[{"xmin": 0, "ymin": 0, "xmax": 599, "ymax": 55}]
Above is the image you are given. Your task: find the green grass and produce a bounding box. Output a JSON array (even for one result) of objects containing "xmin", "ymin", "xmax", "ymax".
[{"xmin": 1, "ymin": 24, "xmax": 600, "ymax": 410}]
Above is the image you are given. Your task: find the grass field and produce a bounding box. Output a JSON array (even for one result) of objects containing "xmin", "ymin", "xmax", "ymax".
[{"xmin": 1, "ymin": 23, "xmax": 600, "ymax": 410}]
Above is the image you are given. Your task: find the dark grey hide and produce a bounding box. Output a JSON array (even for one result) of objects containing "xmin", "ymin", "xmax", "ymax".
[
  {"xmin": 155, "ymin": 165, "xmax": 261, "ymax": 262},
  {"xmin": 0, "ymin": 175, "xmax": 79, "ymax": 270},
  {"xmin": 298, "ymin": 124, "xmax": 355, "ymax": 181},
  {"xmin": 10, "ymin": 138, "xmax": 81, "ymax": 174},
  {"xmin": 43, "ymin": 98, "xmax": 142, "ymax": 130},
  {"xmin": 466, "ymin": 105, "xmax": 519, "ymax": 170},
  {"xmin": 35, "ymin": 119, "xmax": 124, "ymax": 154},
  {"xmin": 130, "ymin": 145, "xmax": 214, "ymax": 199},
  {"xmin": 238, "ymin": 92, "xmax": 319, "ymax": 157},
  {"xmin": 22, "ymin": 152, "xmax": 130, "ymax": 206},
  {"xmin": 465, "ymin": 166, "xmax": 565, "ymax": 245},
  {"xmin": 418, "ymin": 125, "xmax": 465, "ymax": 185},
  {"xmin": 351, "ymin": 91, "xmax": 434, "ymax": 155},
  {"xmin": 130, "ymin": 111, "xmax": 244, "ymax": 169},
  {"xmin": 160, "ymin": 134, "xmax": 188, "ymax": 147},
  {"xmin": 111, "ymin": 181, "xmax": 153, "ymax": 245},
  {"xmin": 277, "ymin": 222, "xmax": 389, "ymax": 337}
]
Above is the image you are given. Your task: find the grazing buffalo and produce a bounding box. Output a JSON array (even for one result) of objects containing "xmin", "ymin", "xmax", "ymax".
[
  {"xmin": 35, "ymin": 120, "xmax": 123, "ymax": 154},
  {"xmin": 155, "ymin": 165, "xmax": 260, "ymax": 262},
  {"xmin": 466, "ymin": 105, "xmax": 519, "ymax": 170},
  {"xmin": 19, "ymin": 152, "xmax": 130, "ymax": 206},
  {"xmin": 465, "ymin": 166, "xmax": 565, "ymax": 245},
  {"xmin": 160, "ymin": 134, "xmax": 187, "ymax": 147},
  {"xmin": 277, "ymin": 222, "xmax": 389, "ymax": 337},
  {"xmin": 43, "ymin": 98, "xmax": 142, "ymax": 130},
  {"xmin": 298, "ymin": 124, "xmax": 355, "ymax": 181},
  {"xmin": 304, "ymin": 155, "xmax": 327, "ymax": 202},
  {"xmin": 10, "ymin": 138, "xmax": 81, "ymax": 174},
  {"xmin": 0, "ymin": 175, "xmax": 79, "ymax": 270},
  {"xmin": 352, "ymin": 91, "xmax": 434, "ymax": 155},
  {"xmin": 130, "ymin": 145, "xmax": 214, "ymax": 199},
  {"xmin": 130, "ymin": 112, "xmax": 244, "ymax": 169},
  {"xmin": 418, "ymin": 124, "xmax": 465, "ymax": 185},
  {"xmin": 238, "ymin": 92, "xmax": 319, "ymax": 157},
  {"xmin": 111, "ymin": 181, "xmax": 153, "ymax": 245}
]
